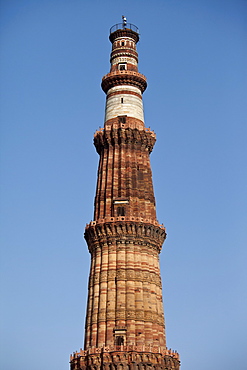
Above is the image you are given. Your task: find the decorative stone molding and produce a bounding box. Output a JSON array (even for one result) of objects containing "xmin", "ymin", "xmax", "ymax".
[
  {"xmin": 102, "ymin": 71, "xmax": 147, "ymax": 94},
  {"xmin": 85, "ymin": 220, "xmax": 166, "ymax": 255},
  {"xmin": 94, "ymin": 127, "xmax": 156, "ymax": 154},
  {"xmin": 70, "ymin": 347, "xmax": 180, "ymax": 370},
  {"xmin": 110, "ymin": 51, "xmax": 138, "ymax": 64},
  {"xmin": 112, "ymin": 56, "xmax": 138, "ymax": 66}
]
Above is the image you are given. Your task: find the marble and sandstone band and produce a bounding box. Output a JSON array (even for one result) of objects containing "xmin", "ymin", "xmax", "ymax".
[{"xmin": 70, "ymin": 21, "xmax": 180, "ymax": 370}]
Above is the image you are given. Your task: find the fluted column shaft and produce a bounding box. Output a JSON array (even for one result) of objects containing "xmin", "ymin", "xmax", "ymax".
[
  {"xmin": 84, "ymin": 221, "xmax": 166, "ymax": 349},
  {"xmin": 70, "ymin": 23, "xmax": 180, "ymax": 370}
]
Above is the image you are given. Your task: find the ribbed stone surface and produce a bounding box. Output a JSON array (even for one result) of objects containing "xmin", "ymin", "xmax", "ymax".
[
  {"xmin": 70, "ymin": 347, "xmax": 180, "ymax": 370},
  {"xmin": 70, "ymin": 22, "xmax": 180, "ymax": 370}
]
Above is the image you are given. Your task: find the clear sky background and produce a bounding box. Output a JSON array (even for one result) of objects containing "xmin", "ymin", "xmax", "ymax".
[{"xmin": 0, "ymin": 1, "xmax": 246, "ymax": 369}]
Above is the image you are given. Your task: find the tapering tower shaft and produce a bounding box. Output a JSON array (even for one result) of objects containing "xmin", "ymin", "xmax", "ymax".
[
  {"xmin": 85, "ymin": 24, "xmax": 167, "ymax": 350},
  {"xmin": 70, "ymin": 20, "xmax": 180, "ymax": 370},
  {"xmin": 94, "ymin": 26, "xmax": 155, "ymax": 223}
]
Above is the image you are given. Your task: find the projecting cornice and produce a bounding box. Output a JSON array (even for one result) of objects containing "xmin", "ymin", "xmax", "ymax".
[
  {"xmin": 101, "ymin": 70, "xmax": 147, "ymax": 94},
  {"xmin": 84, "ymin": 218, "xmax": 166, "ymax": 254},
  {"xmin": 94, "ymin": 127, "xmax": 156, "ymax": 154}
]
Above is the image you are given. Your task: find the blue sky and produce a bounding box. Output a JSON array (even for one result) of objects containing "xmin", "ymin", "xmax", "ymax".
[{"xmin": 0, "ymin": 1, "xmax": 246, "ymax": 369}]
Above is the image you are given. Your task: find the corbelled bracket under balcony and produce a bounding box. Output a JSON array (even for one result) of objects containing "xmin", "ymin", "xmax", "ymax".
[{"xmin": 101, "ymin": 70, "xmax": 147, "ymax": 94}]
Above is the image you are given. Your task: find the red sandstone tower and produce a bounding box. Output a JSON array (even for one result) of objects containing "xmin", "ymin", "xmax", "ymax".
[{"xmin": 70, "ymin": 18, "xmax": 180, "ymax": 370}]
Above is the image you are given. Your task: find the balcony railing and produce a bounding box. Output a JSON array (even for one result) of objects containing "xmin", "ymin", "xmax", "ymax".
[{"xmin": 110, "ymin": 23, "xmax": 139, "ymax": 34}]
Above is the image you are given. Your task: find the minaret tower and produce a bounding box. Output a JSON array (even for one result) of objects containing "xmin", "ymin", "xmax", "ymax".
[{"xmin": 70, "ymin": 18, "xmax": 180, "ymax": 370}]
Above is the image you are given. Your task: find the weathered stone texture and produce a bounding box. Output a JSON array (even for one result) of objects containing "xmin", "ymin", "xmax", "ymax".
[
  {"xmin": 70, "ymin": 23, "xmax": 180, "ymax": 370},
  {"xmin": 70, "ymin": 347, "xmax": 180, "ymax": 370}
]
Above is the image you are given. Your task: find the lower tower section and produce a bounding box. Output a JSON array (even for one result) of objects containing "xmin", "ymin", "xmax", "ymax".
[{"xmin": 84, "ymin": 220, "xmax": 166, "ymax": 349}]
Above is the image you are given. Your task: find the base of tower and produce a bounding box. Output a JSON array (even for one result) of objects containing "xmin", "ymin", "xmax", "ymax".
[{"xmin": 70, "ymin": 346, "xmax": 180, "ymax": 370}]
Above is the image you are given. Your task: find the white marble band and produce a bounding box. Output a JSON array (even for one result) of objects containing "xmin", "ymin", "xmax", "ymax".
[{"xmin": 104, "ymin": 86, "xmax": 144, "ymax": 122}]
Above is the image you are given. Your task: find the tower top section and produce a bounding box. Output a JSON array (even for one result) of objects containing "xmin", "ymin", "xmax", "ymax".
[
  {"xmin": 109, "ymin": 16, "xmax": 139, "ymax": 43},
  {"xmin": 102, "ymin": 18, "xmax": 146, "ymax": 97}
]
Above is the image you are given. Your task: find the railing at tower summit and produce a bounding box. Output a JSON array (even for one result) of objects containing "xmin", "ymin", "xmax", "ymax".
[{"xmin": 110, "ymin": 23, "xmax": 139, "ymax": 34}]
